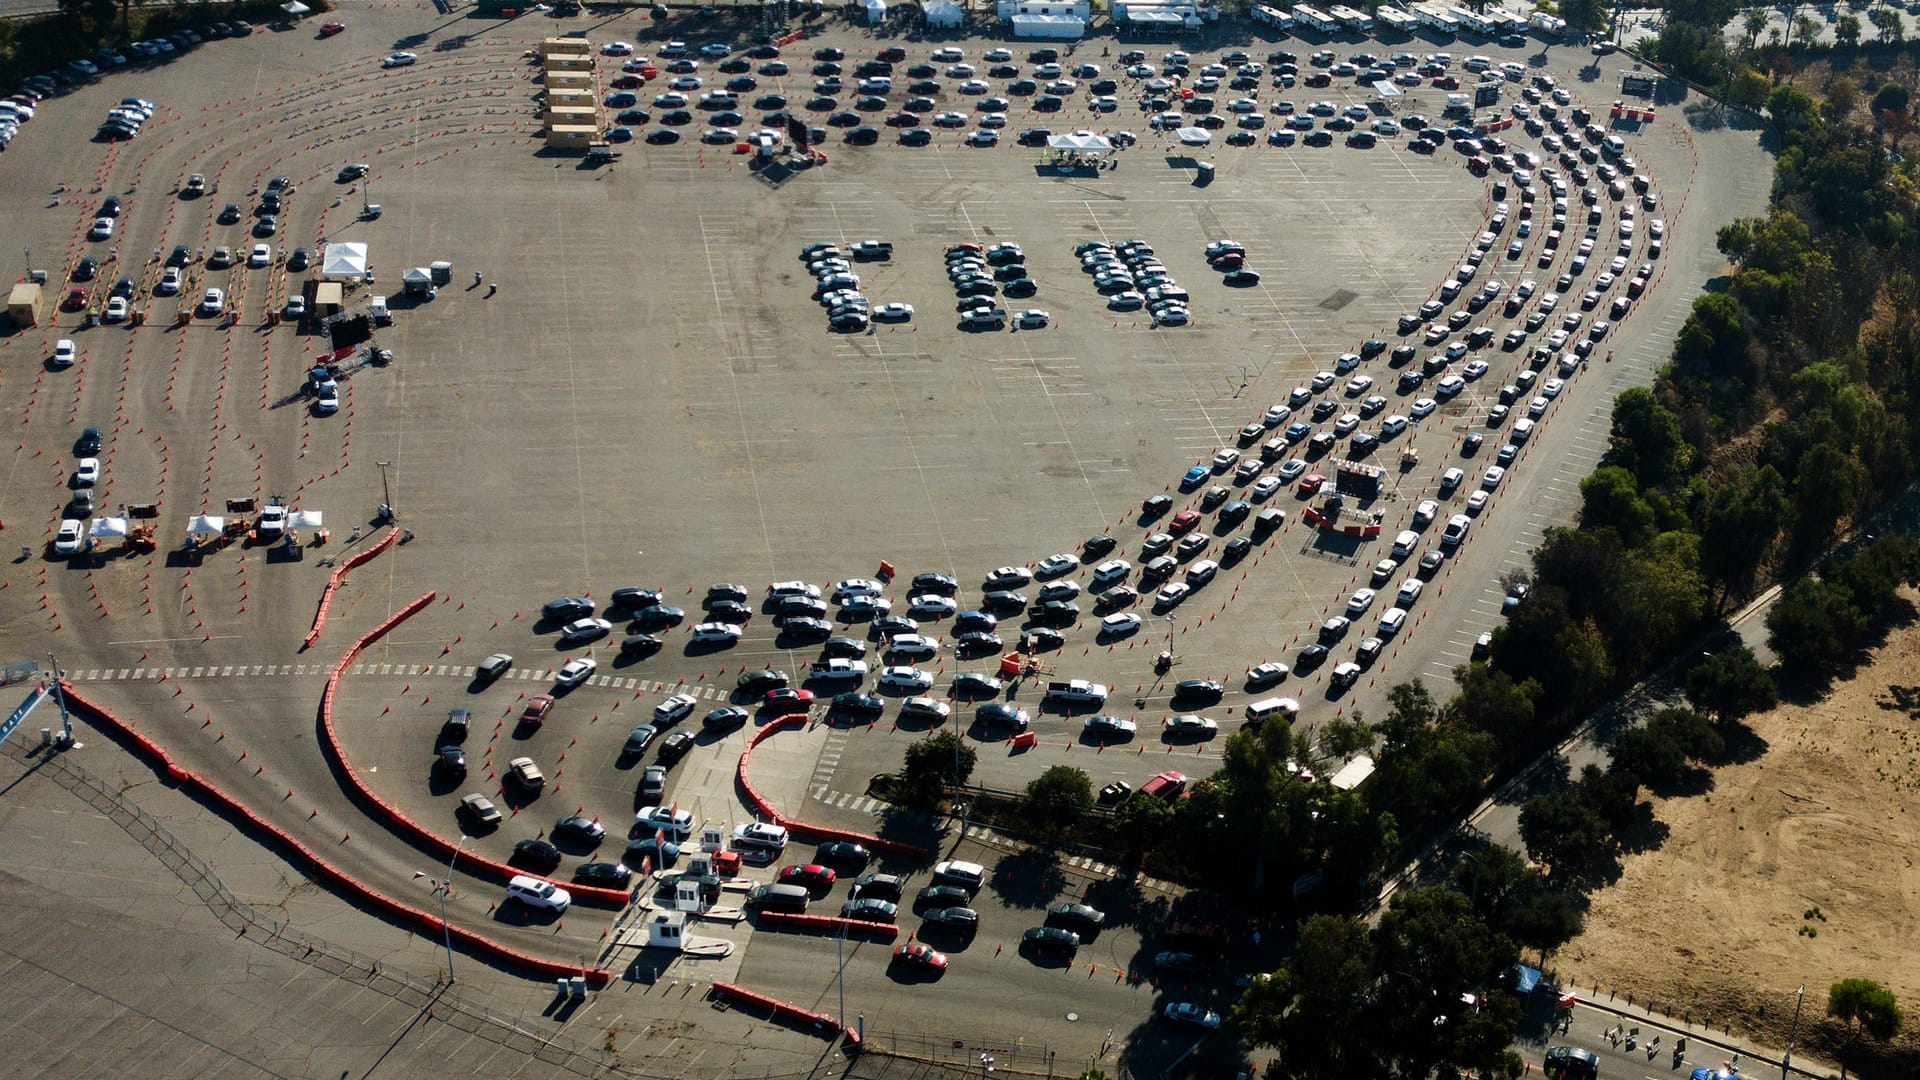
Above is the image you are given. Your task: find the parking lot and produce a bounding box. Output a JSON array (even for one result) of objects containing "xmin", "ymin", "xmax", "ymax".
[{"xmin": 0, "ymin": 3, "xmax": 1774, "ymax": 1071}]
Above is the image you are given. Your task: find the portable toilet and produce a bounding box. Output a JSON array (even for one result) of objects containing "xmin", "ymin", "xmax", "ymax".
[
  {"xmin": 368, "ymin": 295, "xmax": 390, "ymax": 325},
  {"xmin": 429, "ymin": 262, "xmax": 453, "ymax": 287}
]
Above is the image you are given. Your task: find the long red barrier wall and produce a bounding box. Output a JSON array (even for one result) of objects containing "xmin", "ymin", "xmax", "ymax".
[
  {"xmin": 739, "ymin": 715, "xmax": 930, "ymax": 858},
  {"xmin": 58, "ymin": 681, "xmax": 612, "ymax": 985},
  {"xmin": 710, "ymin": 979, "xmax": 862, "ymax": 1048},
  {"xmin": 304, "ymin": 525, "xmax": 401, "ymax": 648},
  {"xmin": 315, "ymin": 592, "xmax": 631, "ymax": 907}
]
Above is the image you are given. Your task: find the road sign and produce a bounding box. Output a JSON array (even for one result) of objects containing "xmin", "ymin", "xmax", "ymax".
[{"xmin": 0, "ymin": 684, "xmax": 48, "ymax": 745}]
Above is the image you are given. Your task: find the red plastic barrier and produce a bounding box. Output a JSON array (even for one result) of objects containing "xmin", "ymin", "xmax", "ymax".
[
  {"xmin": 710, "ymin": 979, "xmax": 862, "ymax": 1047},
  {"xmin": 316, "ymin": 593, "xmax": 629, "ymax": 906},
  {"xmin": 58, "ymin": 682, "xmax": 611, "ymax": 985},
  {"xmin": 738, "ymin": 718, "xmax": 929, "ymax": 858},
  {"xmin": 759, "ymin": 910, "xmax": 900, "ymax": 941},
  {"xmin": 304, "ymin": 525, "xmax": 401, "ymax": 648}
]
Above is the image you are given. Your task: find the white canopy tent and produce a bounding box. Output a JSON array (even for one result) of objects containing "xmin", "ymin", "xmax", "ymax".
[
  {"xmin": 288, "ymin": 510, "xmax": 325, "ymax": 529},
  {"xmin": 186, "ymin": 515, "xmax": 226, "ymax": 536},
  {"xmin": 281, "ymin": 0, "xmax": 311, "ymax": 15},
  {"xmin": 1175, "ymin": 127, "xmax": 1212, "ymax": 146},
  {"xmin": 320, "ymin": 242, "xmax": 369, "ymax": 280},
  {"xmin": 1010, "ymin": 12, "xmax": 1086, "ymax": 37},
  {"xmin": 864, "ymin": 0, "xmax": 886, "ymax": 23},
  {"xmin": 1121, "ymin": 8, "xmax": 1185, "ymax": 30},
  {"xmin": 90, "ymin": 517, "xmax": 130, "ymax": 539},
  {"xmin": 924, "ymin": 0, "xmax": 963, "ymax": 26},
  {"xmin": 1040, "ymin": 131, "xmax": 1112, "ymax": 168}
]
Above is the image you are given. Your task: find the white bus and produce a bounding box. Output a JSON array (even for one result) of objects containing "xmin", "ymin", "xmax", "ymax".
[
  {"xmin": 1290, "ymin": 3, "xmax": 1341, "ymax": 32},
  {"xmin": 1329, "ymin": 4, "xmax": 1374, "ymax": 31},
  {"xmin": 1413, "ymin": 4, "xmax": 1461, "ymax": 34},
  {"xmin": 1375, "ymin": 7, "xmax": 1416, "ymax": 32}
]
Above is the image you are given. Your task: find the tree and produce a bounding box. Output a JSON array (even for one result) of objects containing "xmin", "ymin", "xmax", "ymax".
[
  {"xmin": 1795, "ymin": 14, "xmax": 1819, "ymax": 47},
  {"xmin": 1317, "ymin": 716, "xmax": 1377, "ymax": 761},
  {"xmin": 1790, "ymin": 442, "xmax": 1867, "ymax": 554},
  {"xmin": 1368, "ymin": 888, "xmax": 1522, "ymax": 1079},
  {"xmin": 1765, "ymin": 577, "xmax": 1867, "ymax": 672},
  {"xmin": 1834, "ymin": 14, "xmax": 1861, "ymax": 49},
  {"xmin": 1448, "ymin": 663, "xmax": 1541, "ymax": 749},
  {"xmin": 899, "ymin": 731, "xmax": 974, "ymax": 808},
  {"xmin": 1828, "ymin": 534, "xmax": 1920, "ymax": 623},
  {"xmin": 1870, "ymin": 7, "xmax": 1905, "ymax": 43},
  {"xmin": 1518, "ymin": 788, "xmax": 1613, "ymax": 883},
  {"xmin": 1828, "ymin": 978, "xmax": 1903, "ymax": 1077},
  {"xmin": 1743, "ymin": 6, "xmax": 1768, "ymax": 48},
  {"xmin": 1685, "ymin": 644, "xmax": 1779, "ymax": 724},
  {"xmin": 1021, "ymin": 765, "xmax": 1093, "ymax": 840},
  {"xmin": 1579, "ymin": 466, "xmax": 1658, "ymax": 547},
  {"xmin": 1729, "ymin": 67, "xmax": 1773, "ymax": 111},
  {"xmin": 1698, "ymin": 465, "xmax": 1786, "ymax": 596},
  {"xmin": 1608, "ymin": 708, "xmax": 1723, "ymax": 792}
]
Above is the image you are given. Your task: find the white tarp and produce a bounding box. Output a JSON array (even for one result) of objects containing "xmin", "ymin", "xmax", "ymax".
[
  {"xmin": 864, "ymin": 0, "xmax": 886, "ymax": 22},
  {"xmin": 90, "ymin": 516, "xmax": 130, "ymax": 538},
  {"xmin": 289, "ymin": 510, "xmax": 325, "ymax": 529},
  {"xmin": 1121, "ymin": 8, "xmax": 1184, "ymax": 26},
  {"xmin": 1046, "ymin": 133, "xmax": 1112, "ymax": 152},
  {"xmin": 1175, "ymin": 126, "xmax": 1211, "ymax": 145},
  {"xmin": 1010, "ymin": 12, "xmax": 1086, "ymax": 37},
  {"xmin": 281, "ymin": 0, "xmax": 310, "ymax": 14},
  {"xmin": 924, "ymin": 0, "xmax": 962, "ymax": 26},
  {"xmin": 186, "ymin": 515, "xmax": 226, "ymax": 536},
  {"xmin": 321, "ymin": 242, "xmax": 369, "ymax": 279}
]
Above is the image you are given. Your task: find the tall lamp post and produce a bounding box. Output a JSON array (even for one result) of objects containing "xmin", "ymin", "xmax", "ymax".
[
  {"xmin": 1781, "ymin": 984, "xmax": 1806, "ymax": 1080},
  {"xmin": 434, "ymin": 836, "xmax": 470, "ymax": 984},
  {"xmin": 375, "ymin": 459, "xmax": 394, "ymax": 518}
]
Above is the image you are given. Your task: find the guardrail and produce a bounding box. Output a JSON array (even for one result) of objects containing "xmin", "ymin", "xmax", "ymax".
[
  {"xmin": 710, "ymin": 979, "xmax": 863, "ymax": 1048},
  {"xmin": 314, "ymin": 591, "xmax": 632, "ymax": 908},
  {"xmin": 57, "ymin": 680, "xmax": 612, "ymax": 985},
  {"xmin": 739, "ymin": 715, "xmax": 930, "ymax": 858}
]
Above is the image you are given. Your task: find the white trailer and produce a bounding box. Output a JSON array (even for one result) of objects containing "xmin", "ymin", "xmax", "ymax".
[
  {"xmin": 1375, "ymin": 6, "xmax": 1415, "ymax": 32},
  {"xmin": 1449, "ymin": 5, "xmax": 1497, "ymax": 34},
  {"xmin": 1290, "ymin": 3, "xmax": 1340, "ymax": 32},
  {"xmin": 1253, "ymin": 3, "xmax": 1296, "ymax": 28},
  {"xmin": 1413, "ymin": 4, "xmax": 1460, "ymax": 34},
  {"xmin": 1329, "ymin": 4, "xmax": 1374, "ymax": 31}
]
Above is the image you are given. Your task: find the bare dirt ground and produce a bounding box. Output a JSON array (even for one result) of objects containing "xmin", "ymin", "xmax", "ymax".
[{"xmin": 1560, "ymin": 609, "xmax": 1920, "ymax": 1076}]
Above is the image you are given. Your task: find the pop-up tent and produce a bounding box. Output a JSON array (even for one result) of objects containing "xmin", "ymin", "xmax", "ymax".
[
  {"xmin": 321, "ymin": 242, "xmax": 369, "ymax": 280},
  {"xmin": 289, "ymin": 510, "xmax": 325, "ymax": 529},
  {"xmin": 90, "ymin": 517, "xmax": 129, "ymax": 539},
  {"xmin": 1175, "ymin": 127, "xmax": 1212, "ymax": 146},
  {"xmin": 186, "ymin": 515, "xmax": 225, "ymax": 536},
  {"xmin": 925, "ymin": 0, "xmax": 962, "ymax": 26}
]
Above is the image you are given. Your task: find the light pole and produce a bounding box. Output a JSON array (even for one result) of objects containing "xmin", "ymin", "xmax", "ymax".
[
  {"xmin": 1782, "ymin": 984, "xmax": 1805, "ymax": 1080},
  {"xmin": 375, "ymin": 459, "xmax": 394, "ymax": 518},
  {"xmin": 435, "ymin": 836, "xmax": 469, "ymax": 984}
]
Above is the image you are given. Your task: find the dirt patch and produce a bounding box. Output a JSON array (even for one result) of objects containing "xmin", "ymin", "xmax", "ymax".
[{"xmin": 1559, "ymin": 613, "xmax": 1920, "ymax": 1075}]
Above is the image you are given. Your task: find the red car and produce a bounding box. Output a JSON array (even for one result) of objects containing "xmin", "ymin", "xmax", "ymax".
[
  {"xmin": 1210, "ymin": 252, "xmax": 1244, "ymax": 271},
  {"xmin": 317, "ymin": 21, "xmax": 345, "ymax": 37},
  {"xmin": 779, "ymin": 863, "xmax": 837, "ymax": 889},
  {"xmin": 945, "ymin": 242, "xmax": 983, "ymax": 256},
  {"xmin": 1168, "ymin": 509, "xmax": 1203, "ymax": 536},
  {"xmin": 765, "ymin": 688, "xmax": 815, "ymax": 712},
  {"xmin": 1299, "ymin": 474, "xmax": 1326, "ymax": 496},
  {"xmin": 62, "ymin": 287, "xmax": 89, "ymax": 311},
  {"xmin": 1432, "ymin": 75, "xmax": 1459, "ymax": 90},
  {"xmin": 892, "ymin": 942, "xmax": 949, "ymax": 971},
  {"xmin": 521, "ymin": 693, "xmax": 555, "ymax": 725}
]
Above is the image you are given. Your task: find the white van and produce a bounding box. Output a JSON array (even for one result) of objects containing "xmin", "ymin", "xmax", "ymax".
[
  {"xmin": 1378, "ymin": 607, "xmax": 1408, "ymax": 637},
  {"xmin": 1391, "ymin": 530, "xmax": 1421, "ymax": 559},
  {"xmin": 506, "ymin": 875, "xmax": 572, "ymax": 912},
  {"xmin": 1246, "ymin": 697, "xmax": 1300, "ymax": 724},
  {"xmin": 1510, "ymin": 417, "xmax": 1535, "ymax": 443},
  {"xmin": 932, "ymin": 859, "xmax": 986, "ymax": 892},
  {"xmin": 733, "ymin": 821, "xmax": 790, "ymax": 851}
]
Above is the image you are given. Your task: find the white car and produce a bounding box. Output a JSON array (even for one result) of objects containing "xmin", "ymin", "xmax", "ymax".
[
  {"xmin": 908, "ymin": 594, "xmax": 957, "ymax": 617},
  {"xmin": 74, "ymin": 457, "xmax": 101, "ymax": 486},
  {"xmin": 1310, "ymin": 370, "xmax": 1336, "ymax": 392},
  {"xmin": 315, "ymin": 386, "xmax": 340, "ymax": 415},
  {"xmin": 382, "ymin": 51, "xmax": 417, "ymax": 68},
  {"xmin": 1156, "ymin": 582, "xmax": 1191, "ymax": 607},
  {"xmin": 635, "ymin": 805, "xmax": 697, "ymax": 838},
  {"xmin": 602, "ymin": 41, "xmax": 634, "ymax": 56},
  {"xmin": 1466, "ymin": 490, "xmax": 1490, "ymax": 514},
  {"xmin": 1482, "ymin": 465, "xmax": 1506, "ymax": 489},
  {"xmin": 156, "ymin": 266, "xmax": 182, "ymax": 295},
  {"xmin": 691, "ymin": 622, "xmax": 743, "ymax": 643},
  {"xmin": 1163, "ymin": 714, "xmax": 1218, "ymax": 738},
  {"xmin": 248, "ymin": 243, "xmax": 272, "ymax": 268},
  {"xmin": 1409, "ymin": 397, "xmax": 1437, "ymax": 419},
  {"xmin": 654, "ymin": 693, "xmax": 698, "ymax": 723},
  {"xmin": 53, "ymin": 519, "xmax": 86, "ymax": 555},
  {"xmin": 560, "ymin": 617, "xmax": 614, "ymax": 642},
  {"xmin": 1346, "ymin": 374, "xmax": 1374, "ymax": 395},
  {"xmin": 985, "ymin": 566, "xmax": 1032, "ymax": 588},
  {"xmin": 1211, "ymin": 447, "xmax": 1241, "ymax": 470},
  {"xmin": 1251, "ymin": 475, "xmax": 1282, "ymax": 500},
  {"xmin": 1247, "ymin": 661, "xmax": 1289, "ymax": 687},
  {"xmin": 51, "ymin": 339, "xmax": 76, "ymax": 368},
  {"xmin": 197, "ymin": 288, "xmax": 226, "ymax": 316},
  {"xmin": 1100, "ymin": 613, "xmax": 1142, "ymax": 636},
  {"xmin": 554, "ymin": 656, "xmax": 598, "ymax": 687},
  {"xmin": 886, "ymin": 635, "xmax": 941, "ymax": 660},
  {"xmin": 833, "ymin": 577, "xmax": 885, "ymax": 598},
  {"xmin": 878, "ymin": 666, "xmax": 934, "ymax": 693},
  {"xmin": 1346, "ymin": 588, "xmax": 1377, "ymax": 615},
  {"xmin": 89, "ymin": 217, "xmax": 114, "ymax": 240},
  {"xmin": 875, "ymin": 302, "xmax": 915, "ymax": 322},
  {"xmin": 1035, "ymin": 553, "xmax": 1077, "ymax": 578},
  {"xmin": 1541, "ymin": 378, "xmax": 1565, "ymax": 399},
  {"xmin": 1015, "ymin": 309, "xmax": 1050, "ymax": 329}
]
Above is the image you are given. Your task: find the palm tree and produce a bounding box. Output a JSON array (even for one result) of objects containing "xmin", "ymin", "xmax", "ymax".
[{"xmin": 1744, "ymin": 7, "xmax": 1769, "ymax": 48}]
